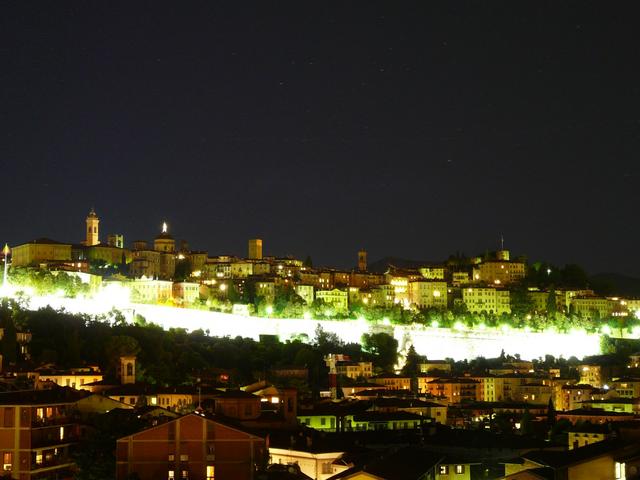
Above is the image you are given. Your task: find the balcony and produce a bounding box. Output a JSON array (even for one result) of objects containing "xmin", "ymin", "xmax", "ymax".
[
  {"xmin": 31, "ymin": 427, "xmax": 79, "ymax": 449},
  {"xmin": 31, "ymin": 457, "xmax": 74, "ymax": 472},
  {"xmin": 31, "ymin": 416, "xmax": 76, "ymax": 428}
]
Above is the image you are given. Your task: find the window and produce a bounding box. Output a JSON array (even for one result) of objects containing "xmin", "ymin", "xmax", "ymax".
[
  {"xmin": 455, "ymin": 465, "xmax": 465, "ymax": 474},
  {"xmin": 439, "ymin": 465, "xmax": 449, "ymax": 474},
  {"xmin": 320, "ymin": 417, "xmax": 326, "ymax": 426},
  {"xmin": 2, "ymin": 408, "xmax": 14, "ymax": 428},
  {"xmin": 168, "ymin": 454, "xmax": 175, "ymax": 461},
  {"xmin": 615, "ymin": 462, "xmax": 626, "ymax": 480},
  {"xmin": 59, "ymin": 426, "xmax": 64, "ymax": 440},
  {"xmin": 206, "ymin": 465, "xmax": 215, "ymax": 480},
  {"xmin": 181, "ymin": 470, "xmax": 188, "ymax": 479},
  {"xmin": 168, "ymin": 470, "xmax": 175, "ymax": 480},
  {"xmin": 36, "ymin": 452, "xmax": 43, "ymax": 465},
  {"xmin": 2, "ymin": 452, "xmax": 12, "ymax": 471},
  {"xmin": 180, "ymin": 454, "xmax": 189, "ymax": 462}
]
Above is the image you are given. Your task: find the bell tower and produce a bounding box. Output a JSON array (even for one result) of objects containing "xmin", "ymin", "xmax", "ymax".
[
  {"xmin": 85, "ymin": 208, "xmax": 100, "ymax": 246},
  {"xmin": 358, "ymin": 249, "xmax": 367, "ymax": 272}
]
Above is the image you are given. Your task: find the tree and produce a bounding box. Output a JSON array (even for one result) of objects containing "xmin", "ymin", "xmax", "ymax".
[
  {"xmin": 313, "ymin": 325, "xmax": 343, "ymax": 354},
  {"xmin": 0, "ymin": 301, "xmax": 18, "ymax": 365},
  {"xmin": 303, "ymin": 255, "xmax": 313, "ymax": 268},
  {"xmin": 401, "ymin": 345, "xmax": 422, "ymax": 376},
  {"xmin": 361, "ymin": 332, "xmax": 398, "ymax": 371},
  {"xmin": 547, "ymin": 397, "xmax": 556, "ymax": 427},
  {"xmin": 510, "ymin": 285, "xmax": 534, "ymax": 317},
  {"xmin": 173, "ymin": 258, "xmax": 192, "ymax": 282}
]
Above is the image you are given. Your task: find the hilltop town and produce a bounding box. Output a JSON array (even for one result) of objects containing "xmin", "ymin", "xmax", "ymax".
[{"xmin": 0, "ymin": 210, "xmax": 640, "ymax": 479}]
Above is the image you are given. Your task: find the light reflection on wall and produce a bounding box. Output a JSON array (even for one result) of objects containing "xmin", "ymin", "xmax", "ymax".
[{"xmin": 12, "ymin": 289, "xmax": 603, "ymax": 361}]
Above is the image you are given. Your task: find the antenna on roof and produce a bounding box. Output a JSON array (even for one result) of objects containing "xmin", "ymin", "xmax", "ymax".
[{"xmin": 500, "ymin": 234, "xmax": 504, "ymax": 251}]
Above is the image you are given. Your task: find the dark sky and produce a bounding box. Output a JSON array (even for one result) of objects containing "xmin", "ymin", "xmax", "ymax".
[{"xmin": 2, "ymin": 2, "xmax": 639, "ymax": 274}]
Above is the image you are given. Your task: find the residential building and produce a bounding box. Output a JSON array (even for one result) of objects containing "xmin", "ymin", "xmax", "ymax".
[
  {"xmin": 408, "ymin": 281, "xmax": 447, "ymax": 309},
  {"xmin": 130, "ymin": 278, "xmax": 173, "ymax": 303},
  {"xmin": 426, "ymin": 378, "xmax": 479, "ymax": 405},
  {"xmin": 172, "ymin": 282, "xmax": 200, "ymax": 305},
  {"xmin": 315, "ymin": 289, "xmax": 349, "ymax": 314},
  {"xmin": 477, "ymin": 261, "xmax": 525, "ymax": 285},
  {"xmin": 295, "ymin": 285, "xmax": 314, "ymax": 305},
  {"xmin": 269, "ymin": 446, "xmax": 346, "ymax": 480},
  {"xmin": 335, "ymin": 361, "xmax": 373, "ymax": 380},
  {"xmin": 571, "ymin": 297, "xmax": 616, "ymax": 319},
  {"xmin": 418, "ymin": 361, "xmax": 451, "ymax": 374},
  {"xmin": 36, "ymin": 367, "xmax": 103, "ymax": 391},
  {"xmin": 419, "ymin": 266, "xmax": 445, "ymax": 280},
  {"xmin": 370, "ymin": 373, "xmax": 411, "ymax": 391},
  {"xmin": 115, "ymin": 413, "xmax": 266, "ymax": 480},
  {"xmin": 462, "ymin": 288, "xmax": 511, "ymax": 315},
  {"xmin": 611, "ymin": 377, "xmax": 640, "ymax": 398},
  {"xmin": 568, "ymin": 424, "xmax": 613, "ymax": 450},
  {"xmin": 0, "ymin": 388, "xmax": 85, "ymax": 479}
]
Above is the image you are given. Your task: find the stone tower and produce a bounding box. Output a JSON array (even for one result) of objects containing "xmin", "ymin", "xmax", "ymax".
[
  {"xmin": 85, "ymin": 208, "xmax": 100, "ymax": 246},
  {"xmin": 119, "ymin": 355, "xmax": 136, "ymax": 385},
  {"xmin": 358, "ymin": 249, "xmax": 367, "ymax": 272},
  {"xmin": 248, "ymin": 239, "xmax": 263, "ymax": 260}
]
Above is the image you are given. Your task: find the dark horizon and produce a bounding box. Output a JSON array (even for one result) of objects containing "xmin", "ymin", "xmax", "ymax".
[{"xmin": 3, "ymin": 2, "xmax": 639, "ymax": 275}]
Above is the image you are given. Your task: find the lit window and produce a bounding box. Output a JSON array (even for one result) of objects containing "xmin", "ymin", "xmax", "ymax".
[
  {"xmin": 59, "ymin": 426, "xmax": 64, "ymax": 440},
  {"xmin": 615, "ymin": 462, "xmax": 626, "ymax": 480},
  {"xmin": 206, "ymin": 465, "xmax": 215, "ymax": 480},
  {"xmin": 168, "ymin": 470, "xmax": 175, "ymax": 480},
  {"xmin": 455, "ymin": 464, "xmax": 465, "ymax": 474},
  {"xmin": 439, "ymin": 465, "xmax": 449, "ymax": 474},
  {"xmin": 2, "ymin": 452, "xmax": 12, "ymax": 471},
  {"xmin": 180, "ymin": 454, "xmax": 189, "ymax": 462},
  {"xmin": 36, "ymin": 452, "xmax": 43, "ymax": 465}
]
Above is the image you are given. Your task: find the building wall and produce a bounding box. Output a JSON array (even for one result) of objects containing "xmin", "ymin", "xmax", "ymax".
[
  {"xmin": 408, "ymin": 281, "xmax": 448, "ymax": 309},
  {"xmin": 116, "ymin": 414, "xmax": 265, "ymax": 480},
  {"xmin": 269, "ymin": 448, "xmax": 344, "ymax": 480},
  {"xmin": 315, "ymin": 289, "xmax": 349, "ymax": 314},
  {"xmin": 11, "ymin": 242, "xmax": 72, "ymax": 267},
  {"xmin": 462, "ymin": 288, "xmax": 511, "ymax": 315}
]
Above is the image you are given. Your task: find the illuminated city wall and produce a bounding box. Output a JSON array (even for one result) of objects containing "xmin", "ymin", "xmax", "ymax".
[{"xmin": 21, "ymin": 291, "xmax": 602, "ymax": 361}]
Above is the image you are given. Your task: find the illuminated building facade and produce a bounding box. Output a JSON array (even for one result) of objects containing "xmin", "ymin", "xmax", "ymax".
[
  {"xmin": 10, "ymin": 239, "xmax": 72, "ymax": 267},
  {"xmin": 408, "ymin": 280, "xmax": 447, "ymax": 309},
  {"xmin": 571, "ymin": 297, "xmax": 616, "ymax": 319},
  {"xmin": 462, "ymin": 287, "xmax": 511, "ymax": 315},
  {"xmin": 418, "ymin": 266, "xmax": 445, "ymax": 280},
  {"xmin": 248, "ymin": 238, "xmax": 263, "ymax": 260},
  {"xmin": 426, "ymin": 378, "xmax": 479, "ymax": 404},
  {"xmin": 294, "ymin": 284, "xmax": 314, "ymax": 305},
  {"xmin": 315, "ymin": 288, "xmax": 349, "ymax": 314},
  {"xmin": 477, "ymin": 261, "xmax": 525, "ymax": 285},
  {"xmin": 84, "ymin": 208, "xmax": 100, "ymax": 246},
  {"xmin": 335, "ymin": 361, "xmax": 373, "ymax": 379}
]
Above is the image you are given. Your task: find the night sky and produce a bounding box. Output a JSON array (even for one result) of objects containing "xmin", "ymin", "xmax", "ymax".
[{"xmin": 2, "ymin": 2, "xmax": 639, "ymax": 274}]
